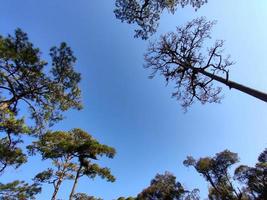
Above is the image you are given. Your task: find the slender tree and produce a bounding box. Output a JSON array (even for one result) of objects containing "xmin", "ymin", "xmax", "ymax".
[
  {"xmin": 28, "ymin": 129, "xmax": 116, "ymax": 200},
  {"xmin": 114, "ymin": 0, "xmax": 207, "ymax": 39},
  {"xmin": 33, "ymin": 160, "xmax": 76, "ymax": 200},
  {"xmin": 28, "ymin": 131, "xmax": 80, "ymax": 200},
  {"xmin": 144, "ymin": 17, "xmax": 267, "ymax": 109},
  {"xmin": 67, "ymin": 129, "xmax": 116, "ymax": 200}
]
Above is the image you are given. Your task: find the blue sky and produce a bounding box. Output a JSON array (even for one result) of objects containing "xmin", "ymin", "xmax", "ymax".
[{"xmin": 1, "ymin": 0, "xmax": 267, "ymax": 199}]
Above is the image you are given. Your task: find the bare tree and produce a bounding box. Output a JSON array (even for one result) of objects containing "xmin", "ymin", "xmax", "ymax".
[{"xmin": 144, "ymin": 17, "xmax": 267, "ymax": 109}]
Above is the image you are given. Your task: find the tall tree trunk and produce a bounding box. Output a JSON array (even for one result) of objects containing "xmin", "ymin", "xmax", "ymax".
[
  {"xmin": 69, "ymin": 165, "xmax": 82, "ymax": 200},
  {"xmin": 198, "ymin": 68, "xmax": 267, "ymax": 103},
  {"xmin": 51, "ymin": 178, "xmax": 63, "ymax": 200},
  {"xmin": 51, "ymin": 156, "xmax": 72, "ymax": 200}
]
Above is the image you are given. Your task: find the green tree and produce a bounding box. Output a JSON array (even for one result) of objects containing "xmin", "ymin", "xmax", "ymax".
[
  {"xmin": 0, "ymin": 28, "xmax": 82, "ymax": 199},
  {"xmin": 117, "ymin": 172, "xmax": 200, "ymax": 200},
  {"xmin": 234, "ymin": 148, "xmax": 267, "ymax": 200},
  {"xmin": 136, "ymin": 172, "xmax": 186, "ymax": 200},
  {"xmin": 0, "ymin": 28, "xmax": 82, "ymax": 132},
  {"xmin": 114, "ymin": 0, "xmax": 207, "ymax": 39},
  {"xmin": 28, "ymin": 129, "xmax": 116, "ymax": 200},
  {"xmin": 0, "ymin": 28, "xmax": 82, "ymax": 171},
  {"xmin": 144, "ymin": 17, "xmax": 267, "ymax": 109},
  {"xmin": 184, "ymin": 150, "xmax": 245, "ymax": 200}
]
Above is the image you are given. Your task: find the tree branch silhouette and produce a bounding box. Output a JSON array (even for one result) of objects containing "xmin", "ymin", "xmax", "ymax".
[{"xmin": 144, "ymin": 17, "xmax": 267, "ymax": 109}]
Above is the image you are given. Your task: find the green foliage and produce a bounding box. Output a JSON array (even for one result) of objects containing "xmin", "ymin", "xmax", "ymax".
[
  {"xmin": 136, "ymin": 172, "xmax": 185, "ymax": 200},
  {"xmin": 234, "ymin": 148, "xmax": 267, "ymax": 199},
  {"xmin": 117, "ymin": 172, "xmax": 200, "ymax": 200},
  {"xmin": 0, "ymin": 109, "xmax": 29, "ymax": 135},
  {"xmin": 0, "ymin": 28, "xmax": 82, "ymax": 132},
  {"xmin": 0, "ymin": 180, "xmax": 41, "ymax": 200},
  {"xmin": 32, "ymin": 159, "xmax": 76, "ymax": 200},
  {"xmin": 28, "ymin": 129, "xmax": 116, "ymax": 182},
  {"xmin": 33, "ymin": 162, "xmax": 76, "ymax": 185},
  {"xmin": 118, "ymin": 149, "xmax": 267, "ymax": 200},
  {"xmin": 0, "ymin": 137, "xmax": 27, "ymax": 173},
  {"xmin": 117, "ymin": 197, "xmax": 136, "ymax": 200},
  {"xmin": 0, "ymin": 29, "xmax": 82, "ymax": 177},
  {"xmin": 136, "ymin": 172, "xmax": 199, "ymax": 200},
  {"xmin": 184, "ymin": 150, "xmax": 244, "ymax": 200},
  {"xmin": 28, "ymin": 129, "xmax": 116, "ymax": 199},
  {"xmin": 114, "ymin": 0, "xmax": 207, "ymax": 39},
  {"xmin": 73, "ymin": 193, "xmax": 102, "ymax": 200},
  {"xmin": 34, "ymin": 168, "xmax": 54, "ymax": 183},
  {"xmin": 0, "ymin": 108, "xmax": 29, "ymax": 173}
]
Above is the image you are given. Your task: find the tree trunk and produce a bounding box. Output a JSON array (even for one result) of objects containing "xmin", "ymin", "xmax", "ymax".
[
  {"xmin": 51, "ymin": 156, "xmax": 72, "ymax": 200},
  {"xmin": 69, "ymin": 165, "xmax": 82, "ymax": 200},
  {"xmin": 199, "ymin": 69, "xmax": 267, "ymax": 103},
  {"xmin": 51, "ymin": 178, "xmax": 63, "ymax": 200}
]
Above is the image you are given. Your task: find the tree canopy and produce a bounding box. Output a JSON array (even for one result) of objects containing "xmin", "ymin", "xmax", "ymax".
[
  {"xmin": 0, "ymin": 180, "xmax": 41, "ymax": 200},
  {"xmin": 114, "ymin": 0, "xmax": 207, "ymax": 39},
  {"xmin": 116, "ymin": 172, "xmax": 198, "ymax": 200},
  {"xmin": 234, "ymin": 149, "xmax": 267, "ymax": 200},
  {"xmin": 28, "ymin": 129, "xmax": 116, "ymax": 200},
  {"xmin": 0, "ymin": 28, "xmax": 82, "ymax": 132},
  {"xmin": 136, "ymin": 172, "xmax": 197, "ymax": 200}
]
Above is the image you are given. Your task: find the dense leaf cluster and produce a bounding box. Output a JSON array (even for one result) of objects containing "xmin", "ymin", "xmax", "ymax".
[{"xmin": 114, "ymin": 0, "xmax": 207, "ymax": 39}]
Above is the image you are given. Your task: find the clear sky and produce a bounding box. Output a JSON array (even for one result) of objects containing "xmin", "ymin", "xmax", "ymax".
[{"xmin": 1, "ymin": 0, "xmax": 267, "ymax": 199}]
